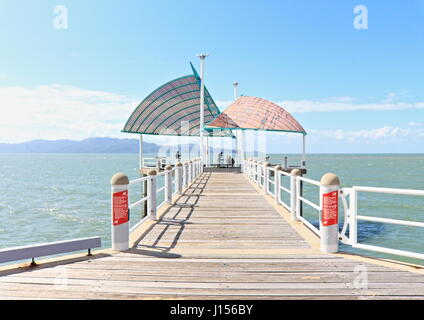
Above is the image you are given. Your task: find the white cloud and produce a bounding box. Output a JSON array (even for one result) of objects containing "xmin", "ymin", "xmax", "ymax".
[
  {"xmin": 0, "ymin": 84, "xmax": 138, "ymax": 143},
  {"xmin": 1, "ymin": 84, "xmax": 423, "ymax": 147},
  {"xmin": 408, "ymin": 121, "xmax": 423, "ymax": 127},
  {"xmin": 307, "ymin": 126, "xmax": 423, "ymax": 143},
  {"xmin": 277, "ymin": 100, "xmax": 424, "ymax": 113}
]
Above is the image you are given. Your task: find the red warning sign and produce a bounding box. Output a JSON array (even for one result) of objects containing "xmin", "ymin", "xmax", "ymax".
[
  {"xmin": 113, "ymin": 190, "xmax": 128, "ymax": 226},
  {"xmin": 322, "ymin": 190, "xmax": 338, "ymax": 226}
]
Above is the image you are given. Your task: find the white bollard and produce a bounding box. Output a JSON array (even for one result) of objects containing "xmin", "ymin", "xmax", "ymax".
[
  {"xmin": 274, "ymin": 165, "xmax": 282, "ymax": 204},
  {"xmin": 111, "ymin": 173, "xmax": 130, "ymax": 251},
  {"xmin": 165, "ymin": 165, "xmax": 173, "ymax": 204},
  {"xmin": 175, "ymin": 162, "xmax": 183, "ymax": 194},
  {"xmin": 263, "ymin": 162, "xmax": 270, "ymax": 194},
  {"xmin": 147, "ymin": 169, "xmax": 157, "ymax": 221},
  {"xmin": 320, "ymin": 173, "xmax": 340, "ymax": 253},
  {"xmin": 290, "ymin": 169, "xmax": 302, "ymax": 221}
]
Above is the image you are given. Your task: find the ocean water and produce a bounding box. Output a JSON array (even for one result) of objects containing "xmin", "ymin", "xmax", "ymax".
[{"xmin": 0, "ymin": 153, "xmax": 423, "ymax": 266}]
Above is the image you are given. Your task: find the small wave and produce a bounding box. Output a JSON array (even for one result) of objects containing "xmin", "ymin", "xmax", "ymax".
[
  {"xmin": 44, "ymin": 208, "xmax": 103, "ymax": 225},
  {"xmin": 46, "ymin": 208, "xmax": 82, "ymax": 223}
]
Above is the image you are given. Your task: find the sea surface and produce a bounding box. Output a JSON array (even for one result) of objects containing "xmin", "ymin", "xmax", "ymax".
[{"xmin": 0, "ymin": 153, "xmax": 423, "ymax": 266}]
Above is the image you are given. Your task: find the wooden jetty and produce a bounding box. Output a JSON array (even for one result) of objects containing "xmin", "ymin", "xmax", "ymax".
[{"xmin": 0, "ymin": 171, "xmax": 423, "ymax": 300}]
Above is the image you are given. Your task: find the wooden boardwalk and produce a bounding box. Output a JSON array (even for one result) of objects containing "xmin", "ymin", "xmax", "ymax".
[{"xmin": 0, "ymin": 172, "xmax": 423, "ymax": 299}]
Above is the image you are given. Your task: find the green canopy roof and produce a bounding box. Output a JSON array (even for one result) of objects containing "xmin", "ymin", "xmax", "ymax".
[{"xmin": 122, "ymin": 63, "xmax": 234, "ymax": 137}]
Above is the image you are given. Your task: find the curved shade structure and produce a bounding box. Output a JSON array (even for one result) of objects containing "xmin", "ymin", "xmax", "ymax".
[
  {"xmin": 123, "ymin": 64, "xmax": 233, "ymax": 137},
  {"xmin": 206, "ymin": 96, "xmax": 306, "ymax": 135}
]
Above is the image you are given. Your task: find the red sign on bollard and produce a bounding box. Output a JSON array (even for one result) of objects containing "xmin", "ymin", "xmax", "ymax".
[
  {"xmin": 322, "ymin": 190, "xmax": 338, "ymax": 226},
  {"xmin": 112, "ymin": 190, "xmax": 129, "ymax": 226}
]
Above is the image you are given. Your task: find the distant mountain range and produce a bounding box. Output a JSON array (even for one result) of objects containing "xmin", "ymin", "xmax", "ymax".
[
  {"xmin": 0, "ymin": 137, "xmax": 238, "ymax": 154},
  {"xmin": 0, "ymin": 137, "xmax": 163, "ymax": 153}
]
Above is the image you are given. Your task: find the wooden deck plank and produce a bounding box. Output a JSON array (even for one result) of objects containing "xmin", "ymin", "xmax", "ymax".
[{"xmin": 0, "ymin": 172, "xmax": 423, "ymax": 299}]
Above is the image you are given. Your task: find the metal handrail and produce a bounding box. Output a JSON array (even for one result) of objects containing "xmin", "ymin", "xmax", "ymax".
[
  {"xmin": 341, "ymin": 186, "xmax": 424, "ymax": 260},
  {"xmin": 243, "ymin": 159, "xmax": 424, "ymax": 261}
]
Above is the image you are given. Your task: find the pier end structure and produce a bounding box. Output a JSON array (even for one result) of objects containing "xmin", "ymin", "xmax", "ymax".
[{"xmin": 120, "ymin": 62, "xmax": 308, "ymax": 174}]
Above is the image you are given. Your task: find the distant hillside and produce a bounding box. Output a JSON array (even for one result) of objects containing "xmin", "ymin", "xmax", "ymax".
[{"xmin": 0, "ymin": 137, "xmax": 161, "ymax": 153}]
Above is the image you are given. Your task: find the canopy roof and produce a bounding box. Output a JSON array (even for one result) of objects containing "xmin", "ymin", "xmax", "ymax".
[
  {"xmin": 122, "ymin": 63, "xmax": 234, "ymax": 137},
  {"xmin": 206, "ymin": 96, "xmax": 306, "ymax": 135}
]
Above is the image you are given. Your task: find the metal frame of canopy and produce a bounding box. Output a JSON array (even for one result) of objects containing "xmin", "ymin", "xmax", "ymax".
[
  {"xmin": 121, "ymin": 62, "xmax": 235, "ymax": 169},
  {"xmin": 205, "ymin": 95, "xmax": 307, "ymax": 167}
]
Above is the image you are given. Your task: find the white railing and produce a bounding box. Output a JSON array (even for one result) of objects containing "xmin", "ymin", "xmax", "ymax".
[
  {"xmin": 0, "ymin": 237, "xmax": 101, "ymax": 266},
  {"xmin": 243, "ymin": 159, "xmax": 424, "ymax": 261},
  {"xmin": 296, "ymin": 176, "xmax": 321, "ymax": 236},
  {"xmin": 111, "ymin": 158, "xmax": 203, "ymax": 251},
  {"xmin": 142, "ymin": 157, "xmax": 167, "ymax": 168},
  {"xmin": 277, "ymin": 170, "xmax": 293, "ymax": 214},
  {"xmin": 340, "ymin": 186, "xmax": 424, "ymax": 260}
]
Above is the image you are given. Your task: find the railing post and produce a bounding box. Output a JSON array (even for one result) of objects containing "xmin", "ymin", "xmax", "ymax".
[
  {"xmin": 249, "ymin": 159, "xmax": 253, "ymax": 179},
  {"xmin": 165, "ymin": 165, "xmax": 173, "ymax": 205},
  {"xmin": 175, "ymin": 162, "xmax": 183, "ymax": 194},
  {"xmin": 263, "ymin": 162, "xmax": 270, "ymax": 194},
  {"xmin": 183, "ymin": 162, "xmax": 188, "ymax": 188},
  {"xmin": 274, "ymin": 165, "xmax": 282, "ymax": 204},
  {"xmin": 188, "ymin": 161, "xmax": 193, "ymax": 183},
  {"xmin": 320, "ymin": 173, "xmax": 340, "ymax": 253},
  {"xmin": 147, "ymin": 169, "xmax": 157, "ymax": 221},
  {"xmin": 110, "ymin": 173, "xmax": 129, "ymax": 251},
  {"xmin": 284, "ymin": 156, "xmax": 288, "ymax": 170},
  {"xmin": 255, "ymin": 161, "xmax": 259, "ymax": 183},
  {"xmin": 249, "ymin": 160, "xmax": 253, "ymax": 179},
  {"xmin": 296, "ymin": 176, "xmax": 301, "ymax": 219},
  {"xmin": 256, "ymin": 162, "xmax": 261, "ymax": 187},
  {"xmin": 290, "ymin": 169, "xmax": 301, "ymax": 221},
  {"xmin": 350, "ymin": 188, "xmax": 358, "ymax": 246}
]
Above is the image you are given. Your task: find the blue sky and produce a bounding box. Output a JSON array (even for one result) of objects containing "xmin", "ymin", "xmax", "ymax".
[{"xmin": 0, "ymin": 0, "xmax": 423, "ymax": 153}]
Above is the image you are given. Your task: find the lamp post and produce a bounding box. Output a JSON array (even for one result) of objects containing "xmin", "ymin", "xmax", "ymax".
[
  {"xmin": 233, "ymin": 82, "xmax": 238, "ymax": 100},
  {"xmin": 197, "ymin": 53, "xmax": 209, "ymax": 167},
  {"xmin": 233, "ymin": 82, "xmax": 243, "ymax": 167}
]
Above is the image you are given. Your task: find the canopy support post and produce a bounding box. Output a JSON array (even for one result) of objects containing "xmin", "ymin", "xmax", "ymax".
[
  {"xmin": 302, "ymin": 134, "xmax": 306, "ymax": 167},
  {"xmin": 139, "ymin": 134, "xmax": 143, "ymax": 170},
  {"xmin": 240, "ymin": 130, "xmax": 245, "ymax": 167},
  {"xmin": 206, "ymin": 134, "xmax": 209, "ymax": 167},
  {"xmin": 198, "ymin": 53, "xmax": 209, "ymax": 166}
]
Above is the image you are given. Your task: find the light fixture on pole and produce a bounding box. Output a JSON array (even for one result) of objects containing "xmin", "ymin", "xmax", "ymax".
[{"xmin": 197, "ymin": 53, "xmax": 209, "ymax": 166}]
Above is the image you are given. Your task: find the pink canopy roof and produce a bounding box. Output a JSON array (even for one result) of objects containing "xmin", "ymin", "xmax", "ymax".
[{"xmin": 207, "ymin": 96, "xmax": 306, "ymax": 134}]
